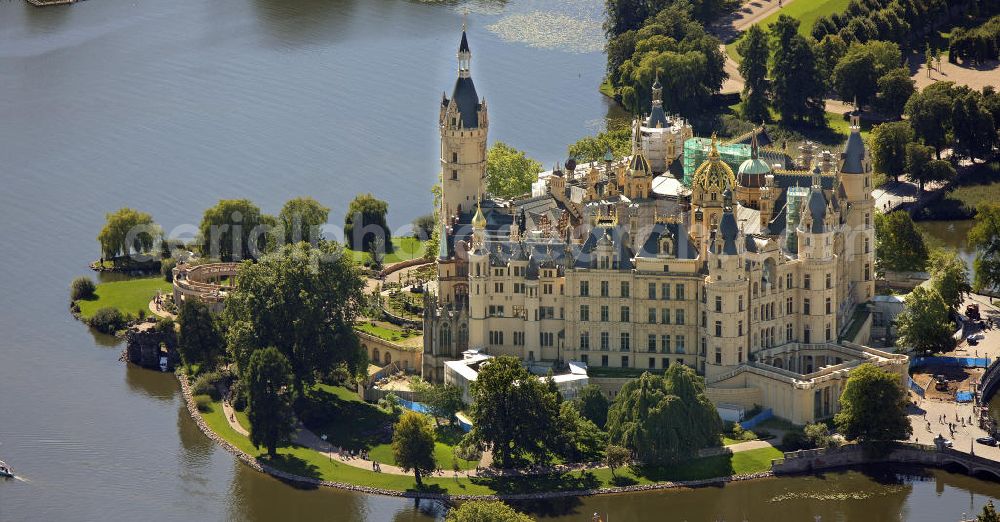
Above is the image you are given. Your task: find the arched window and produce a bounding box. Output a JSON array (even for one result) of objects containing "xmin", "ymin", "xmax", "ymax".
[
  {"xmin": 373, "ymin": 348, "xmax": 380, "ymax": 364},
  {"xmin": 458, "ymin": 323, "xmax": 469, "ymax": 351},
  {"xmin": 440, "ymin": 323, "xmax": 452, "ymax": 353},
  {"xmin": 384, "ymin": 352, "xmax": 392, "ymax": 365}
]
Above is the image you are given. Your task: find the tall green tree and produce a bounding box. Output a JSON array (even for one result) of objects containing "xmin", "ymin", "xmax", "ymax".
[
  {"xmin": 568, "ymin": 127, "xmax": 632, "ymax": 163},
  {"xmin": 905, "ymin": 142, "xmax": 935, "ymax": 190},
  {"xmin": 770, "ymin": 16, "xmax": 825, "ymax": 125},
  {"xmin": 485, "ymin": 142, "xmax": 543, "ymax": 199},
  {"xmin": 445, "ymin": 501, "xmax": 534, "ymax": 522},
  {"xmin": 870, "ymin": 121, "xmax": 914, "ymax": 183},
  {"xmin": 737, "ymin": 24, "xmax": 770, "ymax": 123},
  {"xmin": 223, "ymin": 241, "xmax": 366, "ymax": 394},
  {"xmin": 603, "ymin": 0, "xmax": 649, "ymax": 38},
  {"xmin": 344, "ymin": 193, "xmax": 390, "ymax": 253},
  {"xmin": 969, "ymin": 204, "xmax": 1000, "ymax": 293},
  {"xmin": 606, "ymin": 366, "xmax": 721, "ymax": 465},
  {"xmin": 575, "ymin": 384, "xmax": 610, "ymax": 429},
  {"xmin": 905, "ymin": 83, "xmax": 954, "ymax": 158},
  {"xmin": 604, "ymin": 444, "xmax": 631, "ymax": 478},
  {"xmin": 246, "ymin": 347, "xmax": 297, "ymax": 457},
  {"xmin": 97, "ymin": 208, "xmax": 161, "ymax": 262},
  {"xmin": 414, "ymin": 381, "xmax": 464, "ymax": 426},
  {"xmin": 928, "ymin": 249, "xmax": 971, "ymax": 312},
  {"xmin": 177, "ymin": 299, "xmax": 222, "ymax": 367},
  {"xmin": 199, "ymin": 199, "xmax": 269, "ymax": 261},
  {"xmin": 464, "ymin": 356, "xmax": 560, "ymax": 469},
  {"xmin": 875, "ymin": 68, "xmax": 915, "ymax": 119},
  {"xmin": 277, "ymin": 197, "xmax": 329, "ymax": 246},
  {"xmin": 815, "ymin": 34, "xmax": 848, "ymax": 87},
  {"xmin": 952, "ymin": 90, "xmax": 998, "ymax": 162},
  {"xmin": 833, "ymin": 47, "xmax": 879, "ymax": 106},
  {"xmin": 874, "ymin": 211, "xmax": 928, "ymax": 274},
  {"xmin": 895, "ymin": 286, "xmax": 955, "ymax": 354},
  {"xmin": 552, "ymin": 402, "xmax": 608, "ymax": 463},
  {"xmin": 834, "ymin": 363, "xmax": 912, "ymax": 442},
  {"xmin": 391, "ymin": 411, "xmax": 437, "ymax": 486}
]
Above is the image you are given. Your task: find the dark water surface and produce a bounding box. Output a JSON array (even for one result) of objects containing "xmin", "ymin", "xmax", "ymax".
[{"xmin": 1, "ymin": 0, "xmax": 999, "ymax": 520}]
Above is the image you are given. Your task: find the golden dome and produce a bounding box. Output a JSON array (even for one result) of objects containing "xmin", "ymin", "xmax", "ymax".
[
  {"xmin": 692, "ymin": 134, "xmax": 737, "ymax": 193},
  {"xmin": 472, "ymin": 201, "xmax": 487, "ymax": 229}
]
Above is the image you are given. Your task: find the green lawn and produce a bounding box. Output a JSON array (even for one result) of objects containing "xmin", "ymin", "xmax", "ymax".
[
  {"xmin": 354, "ymin": 321, "xmax": 419, "ymax": 343},
  {"xmin": 726, "ymin": 0, "xmax": 851, "ymax": 60},
  {"xmin": 200, "ymin": 396, "xmax": 780, "ymax": 495},
  {"xmin": 369, "ymin": 425, "xmax": 479, "ymax": 470},
  {"xmin": 915, "ymin": 161, "xmax": 1000, "ymax": 220},
  {"xmin": 75, "ymin": 276, "xmax": 172, "ymax": 319},
  {"xmin": 346, "ymin": 237, "xmax": 428, "ymax": 265}
]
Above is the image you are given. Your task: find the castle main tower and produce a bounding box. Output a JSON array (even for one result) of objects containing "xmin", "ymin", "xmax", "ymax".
[{"xmin": 440, "ymin": 26, "xmax": 488, "ymax": 222}]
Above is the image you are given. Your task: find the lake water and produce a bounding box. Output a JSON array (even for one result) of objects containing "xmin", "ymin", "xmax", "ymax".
[{"xmin": 1, "ymin": 0, "xmax": 999, "ymax": 520}]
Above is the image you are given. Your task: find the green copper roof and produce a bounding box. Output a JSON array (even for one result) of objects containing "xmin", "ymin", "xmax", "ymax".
[{"xmin": 738, "ymin": 157, "xmax": 771, "ymax": 176}]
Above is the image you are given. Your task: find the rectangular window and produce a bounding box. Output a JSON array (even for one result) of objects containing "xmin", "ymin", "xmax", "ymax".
[
  {"xmin": 826, "ymin": 273, "xmax": 832, "ymax": 289},
  {"xmin": 580, "ymin": 305, "xmax": 590, "ymax": 322},
  {"xmin": 601, "ymin": 281, "xmax": 609, "ymax": 297},
  {"xmin": 804, "ymin": 274, "xmax": 811, "ymax": 289},
  {"xmin": 601, "ymin": 355, "xmax": 608, "ymax": 367},
  {"xmin": 580, "ymin": 281, "xmax": 589, "ymax": 297},
  {"xmin": 580, "ymin": 354, "xmax": 588, "ymax": 365},
  {"xmin": 648, "ymin": 283, "xmax": 656, "ymax": 299},
  {"xmin": 825, "ymin": 298, "xmax": 832, "ymax": 315},
  {"xmin": 787, "ymin": 297, "xmax": 793, "ymax": 315},
  {"xmin": 451, "ymin": 169, "xmax": 458, "ymax": 180},
  {"xmin": 648, "ymin": 334, "xmax": 657, "ymax": 352},
  {"xmin": 662, "ymin": 308, "xmax": 671, "ymax": 324},
  {"xmin": 621, "ymin": 281, "xmax": 630, "ymax": 298},
  {"xmin": 580, "ymin": 332, "xmax": 590, "ymax": 350},
  {"xmin": 601, "ymin": 332, "xmax": 609, "ymax": 351},
  {"xmin": 715, "ymin": 320, "xmax": 722, "ymax": 337},
  {"xmin": 715, "ymin": 295, "xmax": 722, "ymax": 312},
  {"xmin": 648, "ymin": 308, "xmax": 657, "ymax": 324},
  {"xmin": 738, "ymin": 320, "xmax": 743, "ymax": 336},
  {"xmin": 676, "ymin": 335, "xmax": 686, "ymax": 354},
  {"xmin": 786, "ymin": 323, "xmax": 793, "ymax": 341},
  {"xmin": 675, "ymin": 284, "xmax": 685, "ymax": 300},
  {"xmin": 826, "ymin": 323, "xmax": 832, "ymax": 341},
  {"xmin": 620, "ymin": 332, "xmax": 630, "ymax": 352},
  {"xmin": 662, "ymin": 358, "xmax": 670, "ymax": 369},
  {"xmin": 715, "ymin": 347, "xmax": 722, "ymax": 364},
  {"xmin": 804, "ymin": 299, "xmax": 811, "ymax": 315},
  {"xmin": 601, "ymin": 306, "xmax": 609, "ymax": 322},
  {"xmin": 620, "ymin": 306, "xmax": 630, "ymax": 323},
  {"xmin": 662, "ymin": 283, "xmax": 671, "ymax": 300},
  {"xmin": 676, "ymin": 309, "xmax": 685, "ymax": 325},
  {"xmin": 662, "ymin": 334, "xmax": 671, "ymax": 354},
  {"xmin": 786, "ymin": 273, "xmax": 793, "ymax": 289},
  {"xmin": 621, "ymin": 355, "xmax": 629, "ymax": 368},
  {"xmin": 648, "ymin": 357, "xmax": 656, "ymax": 369}
]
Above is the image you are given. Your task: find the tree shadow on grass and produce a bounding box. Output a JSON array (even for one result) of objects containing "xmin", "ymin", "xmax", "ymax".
[
  {"xmin": 298, "ymin": 387, "xmax": 394, "ymax": 451},
  {"xmin": 471, "ymin": 470, "xmax": 602, "ymax": 496},
  {"xmin": 258, "ymin": 451, "xmax": 323, "ymax": 481},
  {"xmin": 634, "ymin": 453, "xmax": 736, "ymax": 483}
]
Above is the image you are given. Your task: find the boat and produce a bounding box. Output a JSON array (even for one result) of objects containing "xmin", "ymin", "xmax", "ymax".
[
  {"xmin": 159, "ymin": 356, "xmax": 169, "ymax": 372},
  {"xmin": 0, "ymin": 460, "xmax": 13, "ymax": 478}
]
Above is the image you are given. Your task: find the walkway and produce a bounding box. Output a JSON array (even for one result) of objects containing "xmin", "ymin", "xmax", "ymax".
[{"xmin": 148, "ymin": 297, "xmax": 176, "ymax": 320}]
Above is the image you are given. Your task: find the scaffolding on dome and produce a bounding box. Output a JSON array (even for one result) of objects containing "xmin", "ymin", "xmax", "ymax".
[
  {"xmin": 682, "ymin": 138, "xmax": 749, "ymax": 185},
  {"xmin": 785, "ymin": 186, "xmax": 810, "ymax": 254}
]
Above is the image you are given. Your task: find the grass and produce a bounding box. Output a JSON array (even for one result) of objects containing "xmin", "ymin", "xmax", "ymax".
[
  {"xmin": 585, "ymin": 366, "xmax": 654, "ymax": 379},
  {"xmin": 915, "ymin": 161, "xmax": 1000, "ymax": 220},
  {"xmin": 726, "ymin": 0, "xmax": 851, "ymax": 60},
  {"xmin": 199, "ymin": 396, "xmax": 781, "ymax": 495},
  {"xmin": 75, "ymin": 276, "xmax": 172, "ymax": 319},
  {"xmin": 599, "ymin": 77, "xmax": 615, "ymax": 99},
  {"xmin": 354, "ymin": 320, "xmax": 419, "ymax": 343},
  {"xmin": 345, "ymin": 237, "xmax": 427, "ymax": 265}
]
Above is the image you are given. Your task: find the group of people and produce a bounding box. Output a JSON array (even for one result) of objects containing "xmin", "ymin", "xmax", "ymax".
[
  {"xmin": 922, "ymin": 411, "xmax": 976, "ymax": 438},
  {"xmin": 339, "ymin": 448, "xmax": 383, "ymax": 472}
]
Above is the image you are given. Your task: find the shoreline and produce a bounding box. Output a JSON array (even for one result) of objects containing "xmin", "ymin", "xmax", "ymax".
[{"xmin": 177, "ymin": 372, "xmax": 776, "ymax": 500}]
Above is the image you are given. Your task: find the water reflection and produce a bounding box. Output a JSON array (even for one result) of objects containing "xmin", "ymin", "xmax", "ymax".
[
  {"xmin": 86, "ymin": 327, "xmax": 123, "ymax": 348},
  {"xmin": 177, "ymin": 404, "xmax": 215, "ymax": 470},
  {"xmin": 124, "ymin": 364, "xmax": 178, "ymax": 402}
]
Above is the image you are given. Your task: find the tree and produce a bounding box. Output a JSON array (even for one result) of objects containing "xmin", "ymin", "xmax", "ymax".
[
  {"xmin": 223, "ymin": 241, "xmax": 366, "ymax": 394},
  {"xmin": 445, "ymin": 501, "xmax": 534, "ymax": 522},
  {"xmin": 928, "ymin": 249, "xmax": 971, "ymax": 312},
  {"xmin": 464, "ymin": 356, "xmax": 560, "ymax": 468},
  {"xmin": 199, "ymin": 199, "xmax": 268, "ymax": 261},
  {"xmin": 414, "ymin": 381, "xmax": 464, "ymax": 426},
  {"xmin": 875, "ymin": 68, "xmax": 915, "ymax": 119},
  {"xmin": 952, "ymin": 90, "xmax": 998, "ymax": 161},
  {"xmin": 369, "ymin": 235, "xmax": 385, "ymax": 272},
  {"xmin": 737, "ymin": 24, "xmax": 770, "ymax": 123},
  {"xmin": 874, "ymin": 211, "xmax": 928, "ymax": 274},
  {"xmin": 606, "ymin": 366, "xmax": 722, "ymax": 465},
  {"xmin": 969, "ymin": 204, "xmax": 1000, "ymax": 293},
  {"xmin": 815, "ymin": 34, "xmax": 848, "ymax": 87},
  {"xmin": 485, "ymin": 142, "xmax": 542, "ymax": 199},
  {"xmin": 869, "ymin": 121, "xmax": 914, "ymax": 183},
  {"xmin": 70, "ymin": 276, "xmax": 96, "ymax": 301},
  {"xmin": 277, "ymin": 197, "xmax": 329, "ymax": 246},
  {"xmin": 770, "ymin": 16, "xmax": 825, "ymax": 125},
  {"xmin": 905, "ymin": 142, "xmax": 935, "ymax": 190},
  {"xmin": 344, "ymin": 193, "xmax": 390, "ymax": 253},
  {"xmin": 246, "ymin": 347, "xmax": 297, "ymax": 457},
  {"xmin": 834, "ymin": 363, "xmax": 912, "ymax": 442},
  {"xmin": 803, "ymin": 422, "xmax": 835, "ymax": 449},
  {"xmin": 553, "ymin": 401, "xmax": 608, "ymax": 463},
  {"xmin": 833, "ymin": 46, "xmax": 879, "ymax": 106},
  {"xmin": 604, "ymin": 444, "xmax": 631, "ymax": 478},
  {"xmin": 918, "ymin": 159, "xmax": 957, "ymax": 190},
  {"xmin": 905, "ymin": 84, "xmax": 954, "ymax": 158},
  {"xmin": 895, "ymin": 286, "xmax": 955, "ymax": 354},
  {"xmin": 568, "ymin": 127, "xmax": 632, "ymax": 163},
  {"xmin": 177, "ymin": 299, "xmax": 222, "ymax": 367},
  {"xmin": 391, "ymin": 411, "xmax": 436, "ymax": 485},
  {"xmin": 411, "ymin": 214, "xmax": 435, "ymax": 240},
  {"xmin": 603, "ymin": 0, "xmax": 649, "ymax": 38},
  {"xmin": 98, "ymin": 208, "xmax": 160, "ymax": 262},
  {"xmin": 575, "ymin": 384, "xmax": 610, "ymax": 429},
  {"xmin": 979, "ymin": 500, "xmax": 1000, "ymax": 522}
]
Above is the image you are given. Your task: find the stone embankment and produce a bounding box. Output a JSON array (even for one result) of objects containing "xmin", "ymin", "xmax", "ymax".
[{"xmin": 178, "ymin": 373, "xmax": 775, "ymax": 499}]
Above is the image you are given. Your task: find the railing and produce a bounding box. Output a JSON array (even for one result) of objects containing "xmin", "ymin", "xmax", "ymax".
[{"xmin": 979, "ymin": 358, "xmax": 1000, "ymax": 403}]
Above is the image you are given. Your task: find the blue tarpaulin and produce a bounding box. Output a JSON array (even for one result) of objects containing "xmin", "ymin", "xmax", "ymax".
[
  {"xmin": 956, "ymin": 391, "xmax": 974, "ymax": 403},
  {"xmin": 911, "ymin": 356, "xmax": 992, "ymax": 369}
]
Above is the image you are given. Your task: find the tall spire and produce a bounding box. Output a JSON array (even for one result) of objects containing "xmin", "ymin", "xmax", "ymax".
[{"xmin": 458, "ymin": 18, "xmax": 472, "ymax": 78}]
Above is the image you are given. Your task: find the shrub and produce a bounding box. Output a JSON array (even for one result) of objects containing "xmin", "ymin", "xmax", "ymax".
[
  {"xmin": 161, "ymin": 258, "xmax": 177, "ymax": 282},
  {"xmin": 192, "ymin": 371, "xmax": 224, "ymax": 401},
  {"xmin": 154, "ymin": 317, "xmax": 175, "ymax": 334},
  {"xmin": 87, "ymin": 307, "xmax": 127, "ymax": 334},
  {"xmin": 782, "ymin": 429, "xmax": 809, "ymax": 451},
  {"xmin": 71, "ymin": 276, "xmax": 97, "ymax": 301},
  {"xmin": 193, "ymin": 394, "xmax": 213, "ymax": 412}
]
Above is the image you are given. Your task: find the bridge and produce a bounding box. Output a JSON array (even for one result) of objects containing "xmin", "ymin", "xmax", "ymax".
[
  {"xmin": 772, "ymin": 442, "xmax": 1000, "ymax": 481},
  {"xmin": 979, "ymin": 358, "xmax": 1000, "ymax": 404}
]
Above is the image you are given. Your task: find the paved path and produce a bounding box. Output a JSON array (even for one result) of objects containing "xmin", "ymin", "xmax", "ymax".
[{"xmin": 148, "ymin": 297, "xmax": 176, "ymax": 320}]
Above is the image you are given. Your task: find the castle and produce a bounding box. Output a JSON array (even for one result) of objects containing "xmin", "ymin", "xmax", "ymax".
[{"xmin": 422, "ymin": 29, "xmax": 907, "ymax": 424}]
